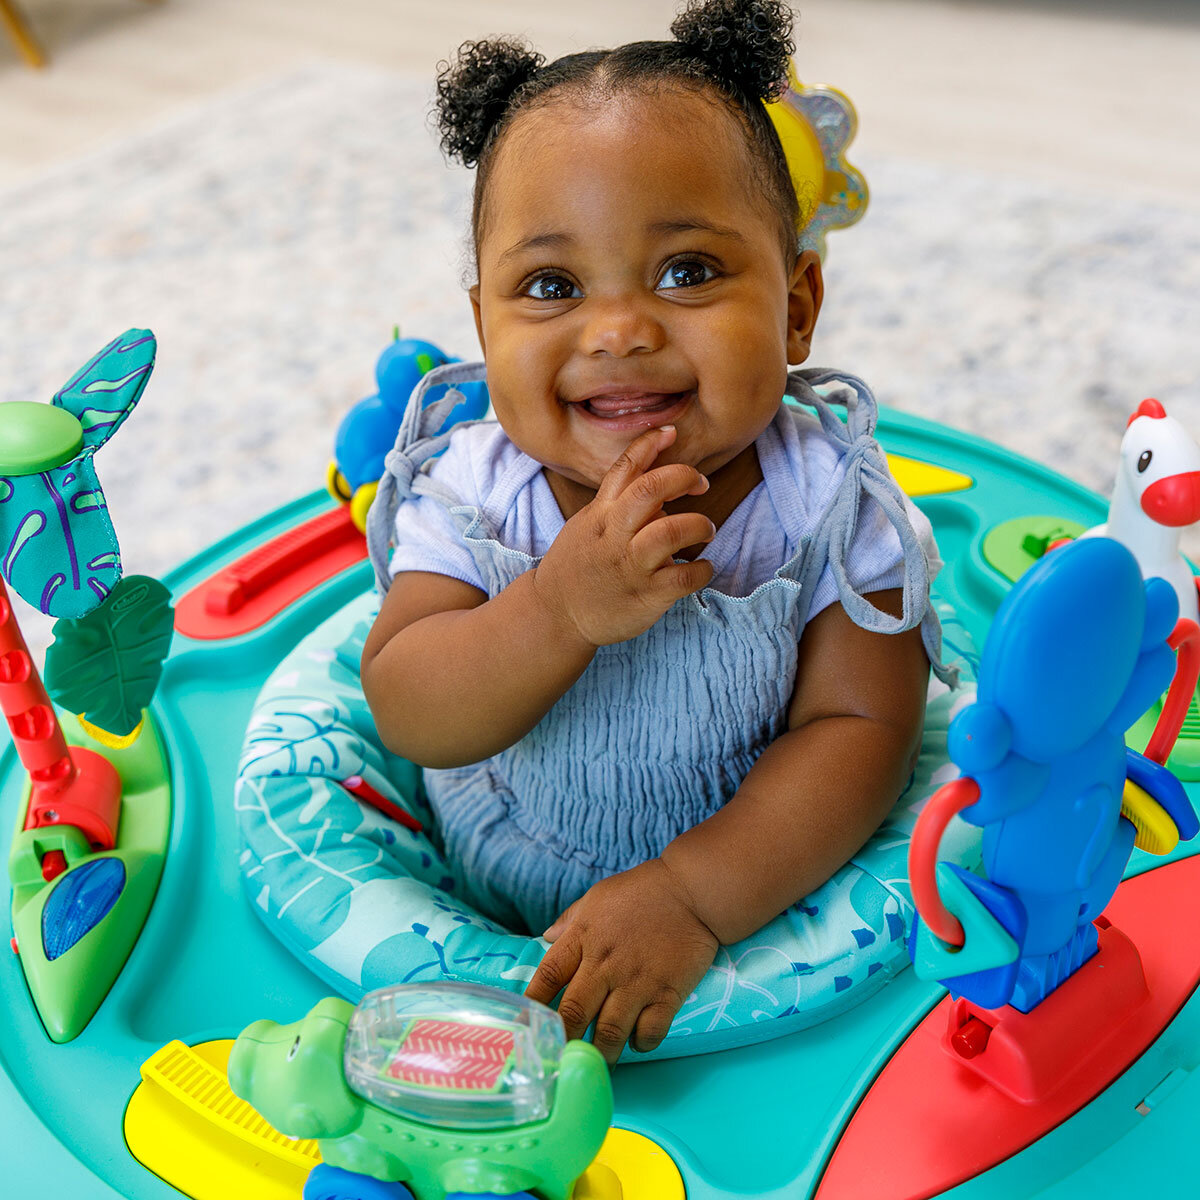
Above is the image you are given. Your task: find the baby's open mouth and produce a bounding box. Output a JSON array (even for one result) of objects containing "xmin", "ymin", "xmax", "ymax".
[
  {"xmin": 580, "ymin": 393, "xmax": 686, "ymax": 417},
  {"xmin": 571, "ymin": 391, "xmax": 696, "ymax": 429}
]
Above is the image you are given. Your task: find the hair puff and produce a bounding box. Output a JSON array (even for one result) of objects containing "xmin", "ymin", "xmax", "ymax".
[
  {"xmin": 434, "ymin": 37, "xmax": 547, "ymax": 168},
  {"xmin": 670, "ymin": 0, "xmax": 794, "ymax": 102}
]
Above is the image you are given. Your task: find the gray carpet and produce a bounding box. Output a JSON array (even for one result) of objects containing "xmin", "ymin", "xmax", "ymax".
[{"xmin": 3, "ymin": 60, "xmax": 1198, "ymax": 654}]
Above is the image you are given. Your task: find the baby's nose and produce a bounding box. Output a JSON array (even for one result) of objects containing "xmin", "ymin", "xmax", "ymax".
[{"xmin": 579, "ymin": 293, "xmax": 665, "ymax": 357}]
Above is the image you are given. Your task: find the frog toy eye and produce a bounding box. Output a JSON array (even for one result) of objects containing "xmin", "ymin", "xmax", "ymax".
[{"xmin": 287, "ymin": 1035, "xmax": 302, "ymax": 1062}]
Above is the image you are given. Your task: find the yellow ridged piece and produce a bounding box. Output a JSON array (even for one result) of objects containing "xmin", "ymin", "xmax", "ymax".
[
  {"xmin": 125, "ymin": 1040, "xmax": 318, "ymax": 1200},
  {"xmin": 78, "ymin": 712, "xmax": 143, "ymax": 749},
  {"xmin": 885, "ymin": 454, "xmax": 974, "ymax": 498},
  {"xmin": 1122, "ymin": 779, "xmax": 1180, "ymax": 855},
  {"xmin": 126, "ymin": 1040, "xmax": 684, "ymax": 1200}
]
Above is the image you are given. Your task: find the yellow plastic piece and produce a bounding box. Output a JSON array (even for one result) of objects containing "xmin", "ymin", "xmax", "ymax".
[
  {"xmin": 586, "ymin": 1127, "xmax": 686, "ymax": 1199},
  {"xmin": 77, "ymin": 711, "xmax": 143, "ymax": 749},
  {"xmin": 765, "ymin": 77, "xmax": 827, "ymax": 228},
  {"xmin": 573, "ymin": 1163, "xmax": 623, "ymax": 1199},
  {"xmin": 764, "ymin": 61, "xmax": 868, "ymax": 256},
  {"xmin": 126, "ymin": 1041, "xmax": 684, "ymax": 1200},
  {"xmin": 125, "ymin": 1040, "xmax": 317, "ymax": 1200},
  {"xmin": 886, "ymin": 454, "xmax": 974, "ymax": 498},
  {"xmin": 326, "ymin": 458, "xmax": 352, "ymax": 504},
  {"xmin": 350, "ymin": 480, "xmax": 379, "ymax": 533},
  {"xmin": 1122, "ymin": 779, "xmax": 1180, "ymax": 855}
]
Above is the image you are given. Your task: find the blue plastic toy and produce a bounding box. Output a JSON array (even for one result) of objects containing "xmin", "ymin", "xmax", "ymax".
[
  {"xmin": 327, "ymin": 333, "xmax": 489, "ymax": 530},
  {"xmin": 909, "ymin": 537, "xmax": 1200, "ymax": 1011}
]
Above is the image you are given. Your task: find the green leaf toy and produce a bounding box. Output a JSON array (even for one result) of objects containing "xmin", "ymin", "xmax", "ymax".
[
  {"xmin": 0, "ymin": 328, "xmax": 155, "ymax": 619},
  {"xmin": 45, "ymin": 574, "xmax": 174, "ymax": 748}
]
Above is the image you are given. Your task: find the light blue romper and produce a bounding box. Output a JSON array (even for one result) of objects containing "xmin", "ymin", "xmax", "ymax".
[{"xmin": 367, "ymin": 362, "xmax": 953, "ymax": 935}]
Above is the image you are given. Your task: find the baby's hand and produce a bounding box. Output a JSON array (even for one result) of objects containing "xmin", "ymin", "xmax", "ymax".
[
  {"xmin": 534, "ymin": 426, "xmax": 715, "ymax": 647},
  {"xmin": 524, "ymin": 859, "xmax": 719, "ymax": 1064}
]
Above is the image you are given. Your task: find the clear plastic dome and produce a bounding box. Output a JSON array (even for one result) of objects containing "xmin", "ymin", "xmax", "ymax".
[{"xmin": 342, "ymin": 982, "xmax": 567, "ymax": 1130}]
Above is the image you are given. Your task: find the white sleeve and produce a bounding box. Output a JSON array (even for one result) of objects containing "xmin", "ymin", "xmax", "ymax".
[
  {"xmin": 387, "ymin": 436, "xmax": 487, "ymax": 592},
  {"xmin": 388, "ymin": 493, "xmax": 486, "ymax": 592},
  {"xmin": 805, "ymin": 491, "xmax": 942, "ymax": 624}
]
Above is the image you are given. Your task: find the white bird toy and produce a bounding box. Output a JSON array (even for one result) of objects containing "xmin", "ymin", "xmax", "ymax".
[{"xmin": 1082, "ymin": 398, "xmax": 1200, "ymax": 625}]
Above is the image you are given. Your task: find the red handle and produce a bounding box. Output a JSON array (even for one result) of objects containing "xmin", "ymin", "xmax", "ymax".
[
  {"xmin": 1145, "ymin": 617, "xmax": 1200, "ymax": 765},
  {"xmin": 908, "ymin": 776, "xmax": 981, "ymax": 947}
]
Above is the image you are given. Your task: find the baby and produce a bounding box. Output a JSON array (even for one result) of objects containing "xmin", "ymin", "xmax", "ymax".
[{"xmin": 362, "ymin": 0, "xmax": 949, "ymax": 1063}]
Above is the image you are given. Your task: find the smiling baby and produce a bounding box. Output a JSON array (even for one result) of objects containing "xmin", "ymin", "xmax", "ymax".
[{"xmin": 362, "ymin": 0, "xmax": 950, "ymax": 1063}]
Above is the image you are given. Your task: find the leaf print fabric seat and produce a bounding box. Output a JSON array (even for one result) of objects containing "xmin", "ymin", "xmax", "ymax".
[{"xmin": 234, "ymin": 589, "xmax": 980, "ymax": 1062}]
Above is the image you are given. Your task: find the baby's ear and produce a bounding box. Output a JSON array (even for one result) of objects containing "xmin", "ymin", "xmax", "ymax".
[
  {"xmin": 469, "ymin": 283, "xmax": 487, "ymax": 355},
  {"xmin": 786, "ymin": 251, "xmax": 823, "ymax": 366}
]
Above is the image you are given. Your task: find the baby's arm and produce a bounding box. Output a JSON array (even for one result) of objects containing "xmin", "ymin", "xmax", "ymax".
[
  {"xmin": 660, "ymin": 587, "xmax": 929, "ymax": 942},
  {"xmin": 362, "ymin": 425, "xmax": 713, "ymax": 768},
  {"xmin": 525, "ymin": 589, "xmax": 929, "ymax": 1061}
]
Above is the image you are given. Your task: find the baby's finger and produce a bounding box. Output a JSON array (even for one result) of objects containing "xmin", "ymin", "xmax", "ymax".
[
  {"xmin": 556, "ymin": 971, "xmax": 609, "ymax": 1043},
  {"xmin": 646, "ymin": 557, "xmax": 715, "ymax": 604},
  {"xmin": 543, "ymin": 900, "xmax": 580, "ymax": 943},
  {"xmin": 631, "ymin": 999, "xmax": 679, "ymax": 1055},
  {"xmin": 591, "ymin": 991, "xmax": 642, "ymax": 1065},
  {"xmin": 607, "ymin": 463, "xmax": 710, "ymax": 538},
  {"xmin": 594, "ymin": 426, "xmax": 677, "ymax": 504},
  {"xmin": 525, "ymin": 938, "xmax": 582, "ymax": 1007},
  {"xmin": 628, "ymin": 512, "xmax": 717, "ymax": 571}
]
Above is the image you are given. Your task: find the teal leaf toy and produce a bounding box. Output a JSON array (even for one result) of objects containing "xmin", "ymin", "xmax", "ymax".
[
  {"xmin": 0, "ymin": 329, "xmax": 156, "ymax": 618},
  {"xmin": 44, "ymin": 575, "xmax": 174, "ymax": 745}
]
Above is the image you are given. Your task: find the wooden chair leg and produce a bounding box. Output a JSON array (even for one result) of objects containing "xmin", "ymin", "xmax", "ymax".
[{"xmin": 0, "ymin": 0, "xmax": 46, "ymax": 69}]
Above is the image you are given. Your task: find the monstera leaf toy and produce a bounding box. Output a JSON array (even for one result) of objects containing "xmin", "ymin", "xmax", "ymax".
[{"xmin": 1, "ymin": 329, "xmax": 174, "ymax": 1042}]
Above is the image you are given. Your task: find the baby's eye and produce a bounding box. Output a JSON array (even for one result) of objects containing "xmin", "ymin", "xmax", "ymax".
[
  {"xmin": 657, "ymin": 259, "xmax": 716, "ymax": 290},
  {"xmin": 525, "ymin": 274, "xmax": 582, "ymax": 301}
]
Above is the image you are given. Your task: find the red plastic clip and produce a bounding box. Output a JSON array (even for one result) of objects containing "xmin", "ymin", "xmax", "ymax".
[{"xmin": 341, "ymin": 775, "xmax": 423, "ymax": 833}]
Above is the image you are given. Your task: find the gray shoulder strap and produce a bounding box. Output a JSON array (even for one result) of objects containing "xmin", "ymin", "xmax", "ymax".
[
  {"xmin": 365, "ymin": 360, "xmax": 488, "ymax": 596},
  {"xmin": 781, "ymin": 368, "xmax": 953, "ymax": 682}
]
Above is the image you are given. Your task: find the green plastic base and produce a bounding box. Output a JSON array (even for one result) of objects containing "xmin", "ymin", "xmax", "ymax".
[{"xmin": 8, "ymin": 711, "xmax": 172, "ymax": 1042}]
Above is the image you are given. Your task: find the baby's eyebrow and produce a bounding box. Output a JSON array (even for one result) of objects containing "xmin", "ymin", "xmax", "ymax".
[
  {"xmin": 497, "ymin": 232, "xmax": 572, "ymax": 268},
  {"xmin": 646, "ymin": 219, "xmax": 748, "ymax": 245},
  {"xmin": 497, "ymin": 220, "xmax": 747, "ymax": 268}
]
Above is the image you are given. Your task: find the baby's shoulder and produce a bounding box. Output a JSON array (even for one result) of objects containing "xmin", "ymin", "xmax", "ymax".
[
  {"xmin": 421, "ymin": 420, "xmax": 522, "ymax": 508},
  {"xmin": 771, "ymin": 403, "xmax": 861, "ymax": 508}
]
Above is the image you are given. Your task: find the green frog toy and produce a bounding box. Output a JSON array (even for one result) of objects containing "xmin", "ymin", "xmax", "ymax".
[{"xmin": 228, "ymin": 982, "xmax": 612, "ymax": 1200}]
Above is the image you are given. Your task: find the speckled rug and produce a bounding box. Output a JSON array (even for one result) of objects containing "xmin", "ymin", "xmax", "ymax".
[{"xmin": 2, "ymin": 60, "xmax": 1198, "ymax": 654}]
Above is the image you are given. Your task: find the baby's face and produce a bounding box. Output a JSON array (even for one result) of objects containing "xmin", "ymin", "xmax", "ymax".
[{"xmin": 470, "ymin": 89, "xmax": 821, "ymax": 490}]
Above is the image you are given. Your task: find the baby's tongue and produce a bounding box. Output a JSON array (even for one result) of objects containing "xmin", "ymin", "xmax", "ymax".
[{"xmin": 586, "ymin": 393, "xmax": 675, "ymax": 414}]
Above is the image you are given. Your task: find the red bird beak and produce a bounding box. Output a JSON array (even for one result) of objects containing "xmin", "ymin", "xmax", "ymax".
[{"xmin": 1141, "ymin": 471, "xmax": 1200, "ymax": 527}]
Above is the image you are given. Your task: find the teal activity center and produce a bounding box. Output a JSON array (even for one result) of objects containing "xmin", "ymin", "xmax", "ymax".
[
  {"xmin": 5, "ymin": 332, "xmax": 1200, "ymax": 1197},
  {"xmin": 5, "ymin": 67, "xmax": 1200, "ymax": 1200}
]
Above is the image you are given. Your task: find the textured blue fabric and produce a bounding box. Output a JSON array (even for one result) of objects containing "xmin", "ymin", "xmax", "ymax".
[{"xmin": 366, "ymin": 361, "xmax": 953, "ymax": 934}]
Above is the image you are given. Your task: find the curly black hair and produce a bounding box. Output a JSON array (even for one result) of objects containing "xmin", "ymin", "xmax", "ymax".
[{"xmin": 432, "ymin": 0, "xmax": 802, "ymax": 277}]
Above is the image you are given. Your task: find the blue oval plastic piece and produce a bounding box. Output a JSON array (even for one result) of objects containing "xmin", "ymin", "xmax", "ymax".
[
  {"xmin": 303, "ymin": 1163, "xmax": 414, "ymax": 1200},
  {"xmin": 41, "ymin": 857, "xmax": 126, "ymax": 961}
]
